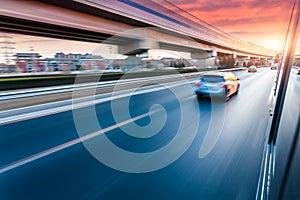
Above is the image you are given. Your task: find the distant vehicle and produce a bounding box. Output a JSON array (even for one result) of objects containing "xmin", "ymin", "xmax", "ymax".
[
  {"xmin": 194, "ymin": 72, "xmax": 240, "ymax": 101},
  {"xmin": 271, "ymin": 63, "xmax": 278, "ymax": 70},
  {"xmin": 248, "ymin": 65, "xmax": 257, "ymax": 72},
  {"xmin": 271, "ymin": 66, "xmax": 277, "ymax": 70}
]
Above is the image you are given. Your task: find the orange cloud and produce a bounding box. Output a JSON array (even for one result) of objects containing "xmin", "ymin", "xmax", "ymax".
[{"xmin": 163, "ymin": 0, "xmax": 295, "ymax": 50}]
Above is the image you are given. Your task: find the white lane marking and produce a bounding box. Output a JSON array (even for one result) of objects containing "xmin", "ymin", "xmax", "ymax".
[
  {"xmin": 183, "ymin": 96, "xmax": 196, "ymax": 102},
  {"xmin": 0, "ymin": 109, "xmax": 160, "ymax": 174}
]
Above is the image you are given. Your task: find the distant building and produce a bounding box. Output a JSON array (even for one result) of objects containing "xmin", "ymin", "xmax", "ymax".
[
  {"xmin": 80, "ymin": 55, "xmax": 105, "ymax": 70},
  {"xmin": 52, "ymin": 52, "xmax": 105, "ymax": 71},
  {"xmin": 43, "ymin": 58, "xmax": 76, "ymax": 72},
  {"xmin": 54, "ymin": 52, "xmax": 82, "ymax": 60},
  {"xmin": 0, "ymin": 63, "xmax": 16, "ymax": 73},
  {"xmin": 13, "ymin": 52, "xmax": 114, "ymax": 73},
  {"xmin": 14, "ymin": 53, "xmax": 44, "ymax": 72}
]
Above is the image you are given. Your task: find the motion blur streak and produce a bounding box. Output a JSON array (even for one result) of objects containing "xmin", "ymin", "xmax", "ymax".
[
  {"xmin": 0, "ymin": 109, "xmax": 160, "ymax": 174},
  {"xmin": 0, "ymin": 69, "xmax": 282, "ymax": 199}
]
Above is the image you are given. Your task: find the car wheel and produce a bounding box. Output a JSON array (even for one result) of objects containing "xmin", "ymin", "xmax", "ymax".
[
  {"xmin": 224, "ymin": 94, "xmax": 229, "ymax": 101},
  {"xmin": 223, "ymin": 88, "xmax": 229, "ymax": 101},
  {"xmin": 235, "ymin": 84, "xmax": 240, "ymax": 95},
  {"xmin": 197, "ymin": 94, "xmax": 202, "ymax": 100}
]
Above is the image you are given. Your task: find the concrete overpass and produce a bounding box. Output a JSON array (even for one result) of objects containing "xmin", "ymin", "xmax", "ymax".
[{"xmin": 0, "ymin": 0, "xmax": 277, "ymax": 67}]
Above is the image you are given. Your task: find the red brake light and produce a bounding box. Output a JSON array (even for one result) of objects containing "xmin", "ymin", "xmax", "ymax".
[
  {"xmin": 195, "ymin": 81, "xmax": 201, "ymax": 87},
  {"xmin": 220, "ymin": 83, "xmax": 227, "ymax": 88}
]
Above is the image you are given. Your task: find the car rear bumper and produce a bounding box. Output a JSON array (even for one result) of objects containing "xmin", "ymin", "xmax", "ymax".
[{"xmin": 195, "ymin": 88, "xmax": 226, "ymax": 97}]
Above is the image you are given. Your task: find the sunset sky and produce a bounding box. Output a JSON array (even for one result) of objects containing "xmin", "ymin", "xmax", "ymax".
[{"xmin": 166, "ymin": 0, "xmax": 295, "ymax": 50}]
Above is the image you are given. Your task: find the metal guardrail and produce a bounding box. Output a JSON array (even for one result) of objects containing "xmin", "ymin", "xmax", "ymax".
[
  {"xmin": 0, "ymin": 68, "xmax": 245, "ymax": 102},
  {"xmin": 0, "ymin": 72, "xmax": 193, "ymax": 101}
]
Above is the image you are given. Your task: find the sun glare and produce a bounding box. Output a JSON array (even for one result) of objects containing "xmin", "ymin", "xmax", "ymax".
[{"xmin": 262, "ymin": 39, "xmax": 284, "ymax": 51}]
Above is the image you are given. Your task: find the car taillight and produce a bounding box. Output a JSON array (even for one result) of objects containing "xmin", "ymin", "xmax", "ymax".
[
  {"xmin": 194, "ymin": 81, "xmax": 201, "ymax": 87},
  {"xmin": 220, "ymin": 83, "xmax": 227, "ymax": 88}
]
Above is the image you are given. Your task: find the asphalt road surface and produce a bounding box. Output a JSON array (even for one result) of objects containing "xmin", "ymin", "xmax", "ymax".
[{"xmin": 0, "ymin": 68, "xmax": 280, "ymax": 199}]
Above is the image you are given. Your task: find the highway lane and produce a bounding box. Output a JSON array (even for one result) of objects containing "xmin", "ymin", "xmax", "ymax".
[{"xmin": 0, "ymin": 68, "xmax": 276, "ymax": 199}]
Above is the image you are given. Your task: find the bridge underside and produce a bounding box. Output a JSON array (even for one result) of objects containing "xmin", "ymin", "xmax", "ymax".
[
  {"xmin": 0, "ymin": 0, "xmax": 275, "ymax": 71},
  {"xmin": 0, "ymin": 0, "xmax": 275, "ymax": 58}
]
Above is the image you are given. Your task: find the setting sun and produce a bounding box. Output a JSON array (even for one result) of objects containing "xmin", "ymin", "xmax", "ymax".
[{"xmin": 262, "ymin": 39, "xmax": 284, "ymax": 51}]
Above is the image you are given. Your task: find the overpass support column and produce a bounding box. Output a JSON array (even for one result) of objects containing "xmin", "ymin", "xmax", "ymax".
[
  {"xmin": 191, "ymin": 50, "xmax": 217, "ymax": 68},
  {"xmin": 260, "ymin": 57, "xmax": 268, "ymax": 66},
  {"xmin": 118, "ymin": 39, "xmax": 160, "ymax": 71},
  {"xmin": 249, "ymin": 56, "xmax": 260, "ymax": 67},
  {"xmin": 236, "ymin": 55, "xmax": 250, "ymax": 67},
  {"xmin": 216, "ymin": 52, "xmax": 235, "ymax": 68},
  {"xmin": 118, "ymin": 39, "xmax": 159, "ymax": 56}
]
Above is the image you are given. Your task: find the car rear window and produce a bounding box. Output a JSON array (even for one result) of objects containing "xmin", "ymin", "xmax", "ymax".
[{"xmin": 201, "ymin": 76, "xmax": 224, "ymax": 83}]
